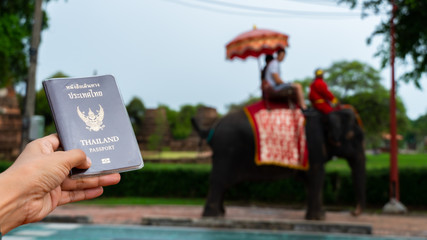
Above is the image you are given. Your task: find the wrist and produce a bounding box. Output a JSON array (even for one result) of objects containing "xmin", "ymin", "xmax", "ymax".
[{"xmin": 0, "ymin": 171, "xmax": 26, "ymax": 234}]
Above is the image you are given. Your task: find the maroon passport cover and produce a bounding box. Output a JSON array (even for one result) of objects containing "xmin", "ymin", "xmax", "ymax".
[{"xmin": 43, "ymin": 75, "xmax": 143, "ymax": 178}]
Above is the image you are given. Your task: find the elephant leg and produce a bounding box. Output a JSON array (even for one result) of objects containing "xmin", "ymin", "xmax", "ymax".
[
  {"xmin": 348, "ymin": 151, "xmax": 366, "ymax": 216},
  {"xmin": 351, "ymin": 203, "xmax": 363, "ymax": 216},
  {"xmin": 305, "ymin": 163, "xmax": 325, "ymax": 220},
  {"xmin": 203, "ymin": 179, "xmax": 228, "ymax": 217}
]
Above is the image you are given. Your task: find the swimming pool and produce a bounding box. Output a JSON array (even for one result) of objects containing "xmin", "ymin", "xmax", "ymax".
[{"xmin": 4, "ymin": 223, "xmax": 424, "ymax": 240}]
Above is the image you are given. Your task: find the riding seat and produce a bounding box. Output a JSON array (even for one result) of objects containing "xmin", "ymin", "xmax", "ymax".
[{"xmin": 261, "ymin": 80, "xmax": 298, "ymax": 108}]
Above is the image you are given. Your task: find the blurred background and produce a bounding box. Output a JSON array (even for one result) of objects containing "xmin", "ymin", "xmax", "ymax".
[{"xmin": 1, "ymin": 1, "xmax": 427, "ymax": 234}]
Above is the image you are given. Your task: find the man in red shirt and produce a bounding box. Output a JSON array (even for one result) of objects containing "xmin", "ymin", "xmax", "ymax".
[{"xmin": 309, "ymin": 69, "xmax": 339, "ymax": 114}]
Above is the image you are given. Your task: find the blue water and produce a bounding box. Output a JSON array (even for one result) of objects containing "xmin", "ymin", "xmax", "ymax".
[{"xmin": 4, "ymin": 223, "xmax": 424, "ymax": 240}]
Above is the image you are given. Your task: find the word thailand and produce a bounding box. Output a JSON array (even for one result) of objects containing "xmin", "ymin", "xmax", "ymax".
[{"xmin": 80, "ymin": 136, "xmax": 120, "ymax": 146}]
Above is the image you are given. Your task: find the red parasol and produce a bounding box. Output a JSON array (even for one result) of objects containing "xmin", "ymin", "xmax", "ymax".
[{"xmin": 226, "ymin": 26, "xmax": 289, "ymax": 60}]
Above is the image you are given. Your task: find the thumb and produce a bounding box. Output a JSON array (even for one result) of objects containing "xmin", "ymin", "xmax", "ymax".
[{"xmin": 56, "ymin": 149, "xmax": 91, "ymax": 171}]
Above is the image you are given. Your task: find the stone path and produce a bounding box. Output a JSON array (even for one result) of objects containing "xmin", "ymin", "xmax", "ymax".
[{"xmin": 48, "ymin": 204, "xmax": 427, "ymax": 238}]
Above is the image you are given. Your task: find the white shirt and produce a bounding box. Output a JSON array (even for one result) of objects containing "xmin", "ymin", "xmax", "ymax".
[{"xmin": 265, "ymin": 59, "xmax": 280, "ymax": 87}]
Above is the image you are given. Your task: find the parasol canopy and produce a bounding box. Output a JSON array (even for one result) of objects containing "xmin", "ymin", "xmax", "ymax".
[{"xmin": 226, "ymin": 27, "xmax": 289, "ymax": 60}]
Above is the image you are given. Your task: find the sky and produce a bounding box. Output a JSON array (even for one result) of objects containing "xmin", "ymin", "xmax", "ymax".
[{"xmin": 35, "ymin": 0, "xmax": 427, "ymax": 120}]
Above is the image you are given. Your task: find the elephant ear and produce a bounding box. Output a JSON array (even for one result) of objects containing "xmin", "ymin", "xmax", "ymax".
[
  {"xmin": 339, "ymin": 109, "xmax": 360, "ymax": 141},
  {"xmin": 327, "ymin": 109, "xmax": 357, "ymax": 145},
  {"xmin": 326, "ymin": 112, "xmax": 342, "ymax": 145}
]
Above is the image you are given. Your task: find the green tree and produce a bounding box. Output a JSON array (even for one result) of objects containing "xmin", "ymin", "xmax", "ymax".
[
  {"xmin": 172, "ymin": 105, "xmax": 197, "ymax": 139},
  {"xmin": 226, "ymin": 94, "xmax": 261, "ymax": 113},
  {"xmin": 325, "ymin": 60, "xmax": 382, "ymax": 98},
  {"xmin": 0, "ymin": 0, "xmax": 50, "ymax": 87},
  {"xmin": 294, "ymin": 77, "xmax": 312, "ymax": 95},
  {"xmin": 126, "ymin": 96, "xmax": 145, "ymax": 135},
  {"xmin": 339, "ymin": 0, "xmax": 427, "ymax": 87},
  {"xmin": 293, "ymin": 60, "xmax": 409, "ymax": 149},
  {"xmin": 294, "ymin": 77, "xmax": 313, "ymax": 107},
  {"xmin": 406, "ymin": 112, "xmax": 427, "ymax": 151},
  {"xmin": 161, "ymin": 104, "xmax": 204, "ymax": 140},
  {"xmin": 34, "ymin": 88, "xmax": 53, "ymax": 134},
  {"xmin": 343, "ymin": 86, "xmax": 408, "ymax": 149},
  {"xmin": 34, "ymin": 71, "xmax": 69, "ymax": 135},
  {"xmin": 147, "ymin": 110, "xmax": 167, "ymax": 151},
  {"xmin": 413, "ymin": 113, "xmax": 427, "ymax": 139},
  {"xmin": 48, "ymin": 71, "xmax": 68, "ymax": 78}
]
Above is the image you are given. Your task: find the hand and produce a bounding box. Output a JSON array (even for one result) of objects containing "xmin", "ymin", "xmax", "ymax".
[
  {"xmin": 0, "ymin": 134, "xmax": 121, "ymax": 234},
  {"xmin": 331, "ymin": 97, "xmax": 339, "ymax": 107}
]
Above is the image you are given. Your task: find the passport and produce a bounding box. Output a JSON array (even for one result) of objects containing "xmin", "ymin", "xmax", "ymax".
[{"xmin": 43, "ymin": 75, "xmax": 143, "ymax": 178}]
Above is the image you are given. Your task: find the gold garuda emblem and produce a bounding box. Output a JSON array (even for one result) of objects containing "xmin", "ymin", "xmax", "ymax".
[{"xmin": 77, "ymin": 104, "xmax": 105, "ymax": 131}]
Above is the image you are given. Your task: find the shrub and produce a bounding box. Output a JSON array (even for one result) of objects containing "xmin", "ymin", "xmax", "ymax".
[
  {"xmin": 3, "ymin": 160, "xmax": 427, "ymax": 207},
  {"xmin": 102, "ymin": 164, "xmax": 427, "ymax": 207}
]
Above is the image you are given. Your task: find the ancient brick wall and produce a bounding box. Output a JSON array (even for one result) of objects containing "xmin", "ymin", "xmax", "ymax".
[
  {"xmin": 137, "ymin": 108, "xmax": 171, "ymax": 150},
  {"xmin": 137, "ymin": 106, "xmax": 218, "ymax": 151},
  {"xmin": 0, "ymin": 86, "xmax": 22, "ymax": 160},
  {"xmin": 168, "ymin": 106, "xmax": 218, "ymax": 151}
]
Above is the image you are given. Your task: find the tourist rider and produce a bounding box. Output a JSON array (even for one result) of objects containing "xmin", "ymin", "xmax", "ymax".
[
  {"xmin": 264, "ymin": 48, "xmax": 307, "ymax": 110},
  {"xmin": 309, "ymin": 68, "xmax": 339, "ymax": 114}
]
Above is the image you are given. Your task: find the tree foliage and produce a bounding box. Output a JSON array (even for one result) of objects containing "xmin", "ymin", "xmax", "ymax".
[
  {"xmin": 48, "ymin": 71, "xmax": 68, "ymax": 79},
  {"xmin": 412, "ymin": 113, "xmax": 427, "ymax": 138},
  {"xmin": 294, "ymin": 60, "xmax": 409, "ymax": 148},
  {"xmin": 226, "ymin": 94, "xmax": 261, "ymax": 113},
  {"xmin": 342, "ymin": 86, "xmax": 408, "ymax": 148},
  {"xmin": 126, "ymin": 96, "xmax": 145, "ymax": 135},
  {"xmin": 0, "ymin": 0, "xmax": 50, "ymax": 87},
  {"xmin": 406, "ymin": 112, "xmax": 427, "ymax": 150},
  {"xmin": 339, "ymin": 0, "xmax": 427, "ymax": 88},
  {"xmin": 161, "ymin": 104, "xmax": 205, "ymax": 140},
  {"xmin": 34, "ymin": 71, "xmax": 69, "ymax": 135},
  {"xmin": 325, "ymin": 60, "xmax": 382, "ymax": 98},
  {"xmin": 147, "ymin": 109, "xmax": 168, "ymax": 151}
]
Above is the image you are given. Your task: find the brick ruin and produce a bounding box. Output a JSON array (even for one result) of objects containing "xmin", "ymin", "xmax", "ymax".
[
  {"xmin": 0, "ymin": 86, "xmax": 219, "ymax": 159},
  {"xmin": 138, "ymin": 106, "xmax": 218, "ymax": 151},
  {"xmin": 0, "ymin": 86, "xmax": 22, "ymax": 160},
  {"xmin": 170, "ymin": 106, "xmax": 218, "ymax": 151},
  {"xmin": 137, "ymin": 108, "xmax": 168, "ymax": 150}
]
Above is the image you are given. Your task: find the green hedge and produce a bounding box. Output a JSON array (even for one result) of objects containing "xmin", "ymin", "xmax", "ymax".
[
  {"xmin": 103, "ymin": 164, "xmax": 427, "ymax": 207},
  {"xmin": 2, "ymin": 161, "xmax": 427, "ymax": 206},
  {"xmin": 105, "ymin": 166, "xmax": 211, "ymax": 198}
]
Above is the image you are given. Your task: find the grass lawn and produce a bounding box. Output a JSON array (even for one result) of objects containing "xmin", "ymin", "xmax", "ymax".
[
  {"xmin": 140, "ymin": 152, "xmax": 427, "ymax": 172},
  {"xmin": 326, "ymin": 153, "xmax": 427, "ymax": 172},
  {"xmin": 143, "ymin": 162, "xmax": 211, "ymax": 171},
  {"xmin": 142, "ymin": 151, "xmax": 200, "ymax": 159}
]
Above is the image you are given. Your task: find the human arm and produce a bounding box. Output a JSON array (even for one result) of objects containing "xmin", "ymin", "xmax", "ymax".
[
  {"xmin": 266, "ymin": 60, "xmax": 285, "ymax": 86},
  {"xmin": 272, "ymin": 73, "xmax": 285, "ymax": 85},
  {"xmin": 0, "ymin": 134, "xmax": 121, "ymax": 234},
  {"xmin": 315, "ymin": 80, "xmax": 338, "ymax": 104}
]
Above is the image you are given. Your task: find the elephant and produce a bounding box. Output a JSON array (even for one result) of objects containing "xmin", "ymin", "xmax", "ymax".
[{"xmin": 191, "ymin": 106, "xmax": 366, "ymax": 220}]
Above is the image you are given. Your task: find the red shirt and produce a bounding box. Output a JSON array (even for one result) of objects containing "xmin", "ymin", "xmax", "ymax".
[{"xmin": 309, "ymin": 77, "xmax": 337, "ymax": 114}]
